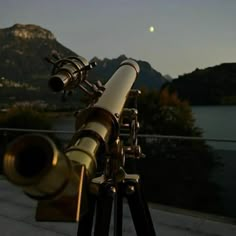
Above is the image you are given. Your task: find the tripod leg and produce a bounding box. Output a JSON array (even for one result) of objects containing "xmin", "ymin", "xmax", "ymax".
[
  {"xmin": 126, "ymin": 181, "xmax": 156, "ymax": 236},
  {"xmin": 94, "ymin": 186, "xmax": 114, "ymax": 236},
  {"xmin": 77, "ymin": 194, "xmax": 96, "ymax": 236},
  {"xmin": 113, "ymin": 185, "xmax": 123, "ymax": 236}
]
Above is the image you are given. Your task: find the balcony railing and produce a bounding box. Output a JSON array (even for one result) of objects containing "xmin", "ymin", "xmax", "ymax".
[{"xmin": 1, "ymin": 128, "xmax": 236, "ymax": 221}]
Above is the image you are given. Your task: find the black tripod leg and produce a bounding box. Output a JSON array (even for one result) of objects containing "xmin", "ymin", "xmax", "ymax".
[
  {"xmin": 114, "ymin": 186, "xmax": 123, "ymax": 236},
  {"xmin": 126, "ymin": 181, "xmax": 156, "ymax": 236},
  {"xmin": 94, "ymin": 188, "xmax": 113, "ymax": 236},
  {"xmin": 77, "ymin": 194, "xmax": 96, "ymax": 236}
]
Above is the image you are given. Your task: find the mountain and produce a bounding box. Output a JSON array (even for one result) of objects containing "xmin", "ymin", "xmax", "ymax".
[
  {"xmin": 0, "ymin": 24, "xmax": 167, "ymax": 94},
  {"xmin": 89, "ymin": 55, "xmax": 166, "ymax": 89},
  {"xmin": 163, "ymin": 74, "xmax": 173, "ymax": 82},
  {"xmin": 167, "ymin": 63, "xmax": 236, "ymax": 105},
  {"xmin": 0, "ymin": 24, "xmax": 77, "ymax": 84}
]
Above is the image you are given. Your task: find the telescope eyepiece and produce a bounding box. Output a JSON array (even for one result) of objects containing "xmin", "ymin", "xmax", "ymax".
[
  {"xmin": 15, "ymin": 145, "xmax": 51, "ymax": 178},
  {"xmin": 48, "ymin": 56, "xmax": 90, "ymax": 92},
  {"xmin": 49, "ymin": 74, "xmax": 69, "ymax": 92},
  {"xmin": 3, "ymin": 134, "xmax": 56, "ymax": 185}
]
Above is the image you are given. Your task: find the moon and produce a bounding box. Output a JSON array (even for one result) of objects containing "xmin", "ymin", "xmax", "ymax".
[{"xmin": 149, "ymin": 26, "xmax": 155, "ymax": 32}]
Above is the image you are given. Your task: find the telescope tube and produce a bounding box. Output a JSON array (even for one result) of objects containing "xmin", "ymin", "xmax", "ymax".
[
  {"xmin": 67, "ymin": 59, "xmax": 140, "ymax": 179},
  {"xmin": 3, "ymin": 59, "xmax": 139, "ymax": 221}
]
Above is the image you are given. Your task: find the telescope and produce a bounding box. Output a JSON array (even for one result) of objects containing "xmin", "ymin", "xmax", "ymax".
[{"xmin": 3, "ymin": 55, "xmax": 156, "ymax": 236}]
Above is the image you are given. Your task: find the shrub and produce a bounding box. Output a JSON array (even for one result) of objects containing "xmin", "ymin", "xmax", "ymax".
[{"xmin": 0, "ymin": 105, "xmax": 60, "ymax": 173}]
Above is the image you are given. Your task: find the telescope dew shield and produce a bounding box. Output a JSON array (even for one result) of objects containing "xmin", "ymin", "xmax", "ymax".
[
  {"xmin": 3, "ymin": 134, "xmax": 71, "ymax": 195},
  {"xmin": 3, "ymin": 134, "xmax": 87, "ymax": 221}
]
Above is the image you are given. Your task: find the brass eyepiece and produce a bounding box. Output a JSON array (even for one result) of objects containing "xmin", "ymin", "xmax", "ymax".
[{"xmin": 3, "ymin": 134, "xmax": 71, "ymax": 198}]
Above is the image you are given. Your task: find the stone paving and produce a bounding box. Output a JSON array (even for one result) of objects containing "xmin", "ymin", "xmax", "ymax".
[{"xmin": 1, "ymin": 179, "xmax": 236, "ymax": 236}]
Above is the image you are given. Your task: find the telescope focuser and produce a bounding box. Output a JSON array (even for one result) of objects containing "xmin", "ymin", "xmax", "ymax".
[{"xmin": 46, "ymin": 54, "xmax": 105, "ymax": 103}]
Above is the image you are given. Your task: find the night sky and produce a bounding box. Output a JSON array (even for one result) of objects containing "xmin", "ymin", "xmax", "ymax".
[{"xmin": 1, "ymin": 0, "xmax": 236, "ymax": 77}]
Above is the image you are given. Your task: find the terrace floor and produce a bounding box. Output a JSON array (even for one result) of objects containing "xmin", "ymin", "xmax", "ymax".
[{"xmin": 0, "ymin": 179, "xmax": 236, "ymax": 236}]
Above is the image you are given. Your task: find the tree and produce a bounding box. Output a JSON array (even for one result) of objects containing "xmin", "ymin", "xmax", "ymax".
[
  {"xmin": 134, "ymin": 88, "xmax": 222, "ymax": 214},
  {"xmin": 0, "ymin": 105, "xmax": 52, "ymax": 130},
  {"xmin": 0, "ymin": 105, "xmax": 60, "ymax": 173}
]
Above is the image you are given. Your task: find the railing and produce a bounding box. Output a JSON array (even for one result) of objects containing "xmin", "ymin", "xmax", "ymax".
[
  {"xmin": 1, "ymin": 128, "xmax": 236, "ymax": 220},
  {"xmin": 1, "ymin": 127, "xmax": 236, "ymax": 143}
]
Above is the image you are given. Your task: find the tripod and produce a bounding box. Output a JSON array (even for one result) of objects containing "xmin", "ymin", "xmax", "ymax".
[
  {"xmin": 76, "ymin": 90, "xmax": 156, "ymax": 235},
  {"xmin": 77, "ymin": 172, "xmax": 156, "ymax": 236}
]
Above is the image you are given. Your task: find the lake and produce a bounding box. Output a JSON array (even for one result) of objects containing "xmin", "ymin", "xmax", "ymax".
[
  {"xmin": 192, "ymin": 106, "xmax": 236, "ymax": 150},
  {"xmin": 53, "ymin": 106, "xmax": 236, "ymax": 151},
  {"xmin": 192, "ymin": 106, "xmax": 236, "ymax": 140}
]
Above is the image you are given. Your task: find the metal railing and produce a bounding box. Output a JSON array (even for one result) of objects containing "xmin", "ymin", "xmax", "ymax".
[
  {"xmin": 1, "ymin": 127, "xmax": 236, "ymax": 144},
  {"xmin": 1, "ymin": 127, "xmax": 236, "ymax": 220}
]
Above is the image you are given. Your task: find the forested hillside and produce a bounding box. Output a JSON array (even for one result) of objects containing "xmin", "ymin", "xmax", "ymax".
[{"xmin": 168, "ymin": 63, "xmax": 236, "ymax": 105}]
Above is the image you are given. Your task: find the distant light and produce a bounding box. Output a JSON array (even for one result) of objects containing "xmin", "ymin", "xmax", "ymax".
[{"xmin": 149, "ymin": 26, "xmax": 155, "ymax": 32}]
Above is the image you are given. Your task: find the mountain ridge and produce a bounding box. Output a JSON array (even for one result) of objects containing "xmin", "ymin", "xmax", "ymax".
[
  {"xmin": 0, "ymin": 24, "xmax": 77, "ymax": 85},
  {"xmin": 0, "ymin": 24, "xmax": 167, "ymax": 90},
  {"xmin": 2, "ymin": 23, "xmax": 235, "ymax": 106},
  {"xmin": 89, "ymin": 54, "xmax": 166, "ymax": 89},
  {"xmin": 0, "ymin": 23, "xmax": 55, "ymax": 40},
  {"xmin": 168, "ymin": 62, "xmax": 236, "ymax": 105},
  {"xmin": 0, "ymin": 23, "xmax": 167, "ymax": 107}
]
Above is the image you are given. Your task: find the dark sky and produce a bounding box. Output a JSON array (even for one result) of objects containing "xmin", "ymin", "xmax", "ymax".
[{"xmin": 1, "ymin": 0, "xmax": 236, "ymax": 77}]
